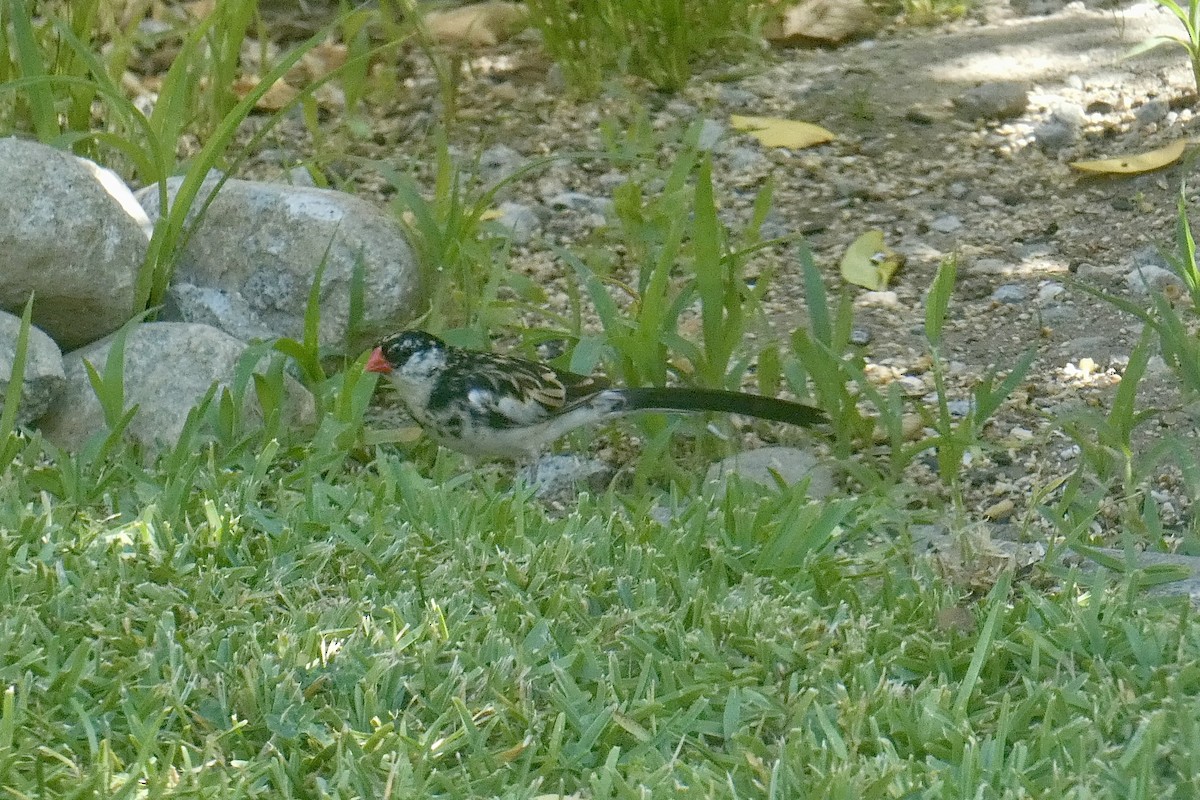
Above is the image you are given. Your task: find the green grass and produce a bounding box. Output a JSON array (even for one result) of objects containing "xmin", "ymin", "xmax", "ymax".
[
  {"xmin": 8, "ymin": 3, "xmax": 1200, "ymax": 797},
  {"xmin": 2, "ymin": 430, "xmax": 1200, "ymax": 797}
]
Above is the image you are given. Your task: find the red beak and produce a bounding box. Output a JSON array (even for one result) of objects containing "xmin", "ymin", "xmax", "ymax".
[{"xmin": 365, "ymin": 347, "xmax": 393, "ymax": 374}]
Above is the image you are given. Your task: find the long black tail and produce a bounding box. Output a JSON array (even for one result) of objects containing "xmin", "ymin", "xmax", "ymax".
[{"xmin": 613, "ymin": 387, "xmax": 826, "ymax": 427}]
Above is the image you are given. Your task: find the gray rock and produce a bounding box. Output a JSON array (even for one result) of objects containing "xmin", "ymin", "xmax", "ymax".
[
  {"xmin": 849, "ymin": 328, "xmax": 872, "ymax": 346},
  {"xmin": 931, "ymin": 214, "xmax": 963, "ymax": 233},
  {"xmin": 1034, "ymin": 116, "xmax": 1078, "ymax": 153},
  {"xmin": 945, "ymin": 399, "xmax": 972, "ymax": 417},
  {"xmin": 704, "ymin": 446, "xmax": 833, "ymax": 499},
  {"xmin": 36, "ymin": 322, "xmax": 315, "ymax": 453},
  {"xmin": 0, "ymin": 311, "xmax": 66, "ymax": 425},
  {"xmin": 477, "ymin": 144, "xmax": 525, "ymax": 186},
  {"xmin": 1134, "ymin": 99, "xmax": 1169, "ymax": 128},
  {"xmin": 697, "ymin": 118, "xmax": 725, "ymax": 151},
  {"xmin": 1037, "ymin": 281, "xmax": 1065, "ymax": 303},
  {"xmin": 991, "ymin": 284, "xmax": 1028, "ymax": 304},
  {"xmin": 0, "ymin": 138, "xmax": 147, "ymax": 349},
  {"xmin": 717, "ymin": 86, "xmax": 757, "ymax": 107},
  {"xmin": 136, "ymin": 176, "xmax": 422, "ymax": 352},
  {"xmin": 162, "ymin": 283, "xmax": 276, "ymax": 342},
  {"xmin": 952, "ymin": 81, "xmax": 1029, "ymax": 121},
  {"xmin": 1125, "ymin": 264, "xmax": 1184, "ymax": 296},
  {"xmin": 493, "ymin": 201, "xmax": 542, "ymax": 244},
  {"xmin": 519, "ymin": 453, "xmax": 614, "ymax": 501},
  {"xmin": 726, "ymin": 146, "xmax": 767, "ymax": 173},
  {"xmin": 545, "ymin": 191, "xmax": 612, "ymax": 216}
]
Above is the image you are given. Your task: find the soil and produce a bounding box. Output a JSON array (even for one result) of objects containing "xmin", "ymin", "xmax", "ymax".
[{"xmin": 250, "ymin": 0, "xmax": 1200, "ymax": 540}]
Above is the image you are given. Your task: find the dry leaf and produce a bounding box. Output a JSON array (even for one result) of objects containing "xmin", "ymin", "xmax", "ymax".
[
  {"xmin": 730, "ymin": 115, "xmax": 834, "ymax": 148},
  {"xmin": 1069, "ymin": 139, "xmax": 1187, "ymax": 174},
  {"xmin": 840, "ymin": 229, "xmax": 904, "ymax": 291},
  {"xmin": 424, "ymin": 1, "xmax": 529, "ymax": 47}
]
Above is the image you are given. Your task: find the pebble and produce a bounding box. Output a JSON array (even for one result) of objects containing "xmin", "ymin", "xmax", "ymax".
[
  {"xmin": 931, "ymin": 214, "xmax": 963, "ymax": 233},
  {"xmin": 1134, "ymin": 99, "xmax": 1169, "ymax": 128},
  {"xmin": 478, "ymin": 143, "xmax": 525, "ymax": 185},
  {"xmin": 1037, "ymin": 282, "xmax": 1065, "ymax": 303},
  {"xmin": 494, "ymin": 201, "xmax": 541, "ymax": 244},
  {"xmin": 1125, "ymin": 264, "xmax": 1184, "ymax": 296},
  {"xmin": 952, "ymin": 81, "xmax": 1029, "ymax": 121},
  {"xmin": 545, "ymin": 191, "xmax": 612, "ymax": 216},
  {"xmin": 697, "ymin": 118, "xmax": 725, "ymax": 151},
  {"xmin": 992, "ymin": 284, "xmax": 1027, "ymax": 304}
]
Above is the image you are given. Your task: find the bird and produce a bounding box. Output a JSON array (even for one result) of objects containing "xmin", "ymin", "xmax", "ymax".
[{"xmin": 365, "ymin": 330, "xmax": 826, "ymax": 459}]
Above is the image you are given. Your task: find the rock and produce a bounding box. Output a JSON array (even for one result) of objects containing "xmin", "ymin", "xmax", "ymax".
[
  {"xmin": 0, "ymin": 138, "xmax": 147, "ymax": 349},
  {"xmin": 162, "ymin": 283, "xmax": 276, "ymax": 342},
  {"xmin": 478, "ymin": 143, "xmax": 525, "ymax": 186},
  {"xmin": 931, "ymin": 214, "xmax": 963, "ymax": 233},
  {"xmin": 0, "ymin": 311, "xmax": 66, "ymax": 425},
  {"xmin": 717, "ymin": 86, "xmax": 757, "ymax": 108},
  {"xmin": 493, "ymin": 201, "xmax": 542, "ymax": 244},
  {"xmin": 991, "ymin": 284, "xmax": 1028, "ymax": 304},
  {"xmin": 1037, "ymin": 281, "xmax": 1065, "ymax": 303},
  {"xmin": 764, "ymin": 0, "xmax": 882, "ymax": 46},
  {"xmin": 519, "ymin": 453, "xmax": 614, "ymax": 502},
  {"xmin": 136, "ymin": 176, "xmax": 422, "ymax": 352},
  {"xmin": 704, "ymin": 446, "xmax": 833, "ymax": 498},
  {"xmin": 952, "ymin": 81, "xmax": 1029, "ymax": 121},
  {"xmin": 36, "ymin": 322, "xmax": 315, "ymax": 453},
  {"xmin": 1134, "ymin": 99, "xmax": 1169, "ymax": 128},
  {"xmin": 545, "ymin": 191, "xmax": 612, "ymax": 216},
  {"xmin": 1034, "ymin": 111, "xmax": 1079, "ymax": 153},
  {"xmin": 726, "ymin": 146, "xmax": 767, "ymax": 173},
  {"xmin": 697, "ymin": 118, "xmax": 725, "ymax": 151},
  {"xmin": 422, "ymin": 1, "xmax": 529, "ymax": 47},
  {"xmin": 1125, "ymin": 264, "xmax": 1184, "ymax": 296}
]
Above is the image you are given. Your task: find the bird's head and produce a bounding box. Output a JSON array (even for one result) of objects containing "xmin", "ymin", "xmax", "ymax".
[{"xmin": 366, "ymin": 330, "xmax": 448, "ymax": 381}]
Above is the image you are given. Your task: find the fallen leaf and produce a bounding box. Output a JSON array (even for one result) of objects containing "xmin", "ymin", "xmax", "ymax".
[
  {"xmin": 1069, "ymin": 139, "xmax": 1187, "ymax": 174},
  {"xmin": 730, "ymin": 115, "xmax": 834, "ymax": 148},
  {"xmin": 840, "ymin": 229, "xmax": 904, "ymax": 290}
]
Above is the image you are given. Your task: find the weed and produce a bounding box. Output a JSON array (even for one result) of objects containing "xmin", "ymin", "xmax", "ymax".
[
  {"xmin": 527, "ymin": 0, "xmax": 767, "ymax": 95},
  {"xmin": 1127, "ymin": 0, "xmax": 1200, "ymax": 96}
]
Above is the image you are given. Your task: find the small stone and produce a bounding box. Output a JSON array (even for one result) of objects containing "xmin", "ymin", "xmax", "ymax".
[
  {"xmin": 992, "ymin": 284, "xmax": 1027, "ymax": 304},
  {"xmin": 1034, "ymin": 118, "xmax": 1077, "ymax": 152},
  {"xmin": 718, "ymin": 86, "xmax": 757, "ymax": 107},
  {"xmin": 946, "ymin": 399, "xmax": 972, "ymax": 417},
  {"xmin": 1125, "ymin": 264, "xmax": 1184, "ymax": 296},
  {"xmin": 952, "ymin": 81, "xmax": 1029, "ymax": 121},
  {"xmin": 1135, "ymin": 99, "xmax": 1169, "ymax": 127},
  {"xmin": 478, "ymin": 143, "xmax": 524, "ymax": 185},
  {"xmin": 931, "ymin": 214, "xmax": 963, "ymax": 233},
  {"xmin": 849, "ymin": 328, "xmax": 872, "ymax": 346},
  {"xmin": 494, "ymin": 201, "xmax": 541, "ymax": 244},
  {"xmin": 1037, "ymin": 281, "xmax": 1065, "ymax": 303},
  {"xmin": 697, "ymin": 118, "xmax": 725, "ymax": 151},
  {"xmin": 856, "ymin": 290, "xmax": 900, "ymax": 308}
]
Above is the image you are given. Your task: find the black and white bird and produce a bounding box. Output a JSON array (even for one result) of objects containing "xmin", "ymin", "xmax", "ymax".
[{"xmin": 366, "ymin": 330, "xmax": 825, "ymax": 459}]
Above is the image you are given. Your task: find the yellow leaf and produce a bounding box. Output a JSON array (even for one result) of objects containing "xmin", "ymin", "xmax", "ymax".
[
  {"xmin": 730, "ymin": 115, "xmax": 835, "ymax": 148},
  {"xmin": 1069, "ymin": 139, "xmax": 1187, "ymax": 174},
  {"xmin": 840, "ymin": 230, "xmax": 904, "ymax": 291}
]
